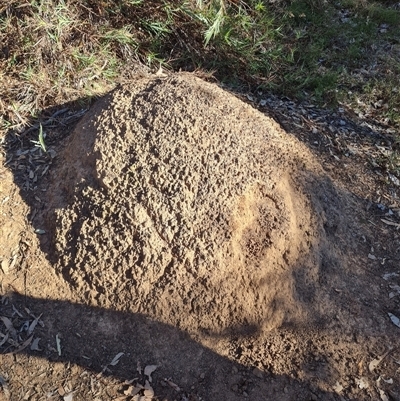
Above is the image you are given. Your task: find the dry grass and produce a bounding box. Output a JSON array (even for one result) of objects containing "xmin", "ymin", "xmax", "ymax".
[{"xmin": 1, "ymin": 0, "xmax": 399, "ymax": 137}]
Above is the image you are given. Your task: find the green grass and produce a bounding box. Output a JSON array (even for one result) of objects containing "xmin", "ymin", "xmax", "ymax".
[{"xmin": 0, "ymin": 0, "xmax": 399, "ymax": 133}]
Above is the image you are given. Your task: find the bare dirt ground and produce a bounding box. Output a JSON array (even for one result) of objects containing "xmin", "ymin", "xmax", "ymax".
[{"xmin": 1, "ymin": 73, "xmax": 400, "ymax": 401}]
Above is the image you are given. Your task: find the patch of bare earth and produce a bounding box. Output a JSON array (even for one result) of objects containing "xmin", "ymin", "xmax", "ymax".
[{"xmin": 1, "ymin": 73, "xmax": 399, "ymax": 401}]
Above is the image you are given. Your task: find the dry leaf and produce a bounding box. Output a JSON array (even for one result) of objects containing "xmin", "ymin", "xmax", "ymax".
[
  {"xmin": 388, "ymin": 313, "xmax": 400, "ymax": 328},
  {"xmin": 56, "ymin": 334, "xmax": 62, "ymax": 356},
  {"xmin": 63, "ymin": 392, "xmax": 74, "ymax": 401},
  {"xmin": 11, "ymin": 305, "xmax": 23, "ymax": 317},
  {"xmin": 124, "ymin": 378, "xmax": 139, "ymax": 385},
  {"xmin": 28, "ymin": 313, "xmax": 43, "ymax": 336},
  {"xmin": 143, "ymin": 381, "xmax": 154, "ymax": 401},
  {"xmin": 30, "ymin": 337, "xmax": 42, "ymax": 351},
  {"xmin": 144, "ymin": 365, "xmax": 159, "ymax": 382},
  {"xmin": 383, "ymin": 272, "xmax": 399, "ymax": 280},
  {"xmin": 110, "ymin": 352, "xmax": 124, "ymax": 366},
  {"xmin": 379, "ymin": 389, "xmax": 389, "ymax": 401},
  {"xmin": 381, "ymin": 218, "xmax": 400, "ymax": 228},
  {"xmin": 0, "ymin": 316, "xmax": 17, "ymax": 339},
  {"xmin": 164, "ymin": 378, "xmax": 181, "ymax": 392},
  {"xmin": 389, "ymin": 284, "xmax": 400, "ymax": 299},
  {"xmin": 124, "ymin": 384, "xmax": 143, "ymax": 397},
  {"xmin": 13, "ymin": 336, "xmax": 33, "ymax": 354},
  {"xmin": 369, "ymin": 356, "xmax": 383, "ymax": 372},
  {"xmin": 0, "ymin": 333, "xmax": 9, "ymax": 347}
]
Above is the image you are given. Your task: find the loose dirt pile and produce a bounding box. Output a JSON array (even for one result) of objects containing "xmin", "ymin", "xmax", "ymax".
[
  {"xmin": 42, "ymin": 73, "xmax": 342, "ymax": 335},
  {"xmin": 2, "ymin": 73, "xmax": 400, "ymax": 401}
]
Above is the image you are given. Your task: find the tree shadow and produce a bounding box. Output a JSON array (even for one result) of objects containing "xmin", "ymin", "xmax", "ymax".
[{"xmin": 0, "ymin": 292, "xmax": 348, "ymax": 401}]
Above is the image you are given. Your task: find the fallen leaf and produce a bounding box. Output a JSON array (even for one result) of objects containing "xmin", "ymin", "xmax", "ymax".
[
  {"xmin": 63, "ymin": 392, "xmax": 74, "ymax": 401},
  {"xmin": 124, "ymin": 384, "xmax": 143, "ymax": 397},
  {"xmin": 12, "ymin": 336, "xmax": 33, "ymax": 354},
  {"xmin": 0, "ymin": 333, "xmax": 9, "ymax": 347},
  {"xmin": 28, "ymin": 313, "xmax": 43, "ymax": 336},
  {"xmin": 379, "ymin": 389, "xmax": 389, "ymax": 401},
  {"xmin": 383, "ymin": 377, "xmax": 393, "ymax": 384},
  {"xmin": 143, "ymin": 381, "xmax": 154, "ymax": 401},
  {"xmin": 20, "ymin": 321, "xmax": 30, "ymax": 332},
  {"xmin": 144, "ymin": 365, "xmax": 159, "ymax": 382},
  {"xmin": 0, "ymin": 316, "xmax": 17, "ymax": 340},
  {"xmin": 56, "ymin": 334, "xmax": 62, "ymax": 356},
  {"xmin": 164, "ymin": 378, "xmax": 181, "ymax": 392},
  {"xmin": 124, "ymin": 378, "xmax": 139, "ymax": 385},
  {"xmin": 388, "ymin": 313, "xmax": 400, "ymax": 328},
  {"xmin": 30, "ymin": 337, "xmax": 42, "ymax": 351},
  {"xmin": 110, "ymin": 352, "xmax": 124, "ymax": 366},
  {"xmin": 389, "ymin": 284, "xmax": 400, "ymax": 299},
  {"xmin": 369, "ymin": 356, "xmax": 383, "ymax": 372},
  {"xmin": 381, "ymin": 219, "xmax": 400, "ymax": 228},
  {"xmin": 383, "ymin": 272, "xmax": 399, "ymax": 280},
  {"xmin": 11, "ymin": 305, "xmax": 23, "ymax": 318}
]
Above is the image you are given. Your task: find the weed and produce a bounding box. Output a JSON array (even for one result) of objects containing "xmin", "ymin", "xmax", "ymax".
[{"xmin": 31, "ymin": 124, "xmax": 47, "ymax": 153}]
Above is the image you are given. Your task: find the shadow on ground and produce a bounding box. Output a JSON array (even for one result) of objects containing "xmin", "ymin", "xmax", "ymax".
[{"xmin": 0, "ymin": 293, "xmax": 348, "ymax": 401}]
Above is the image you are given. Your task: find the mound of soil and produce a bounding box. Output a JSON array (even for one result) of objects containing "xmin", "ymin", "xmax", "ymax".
[
  {"xmin": 43, "ymin": 73, "xmax": 340, "ymax": 334},
  {"xmin": 3, "ymin": 73, "xmax": 400, "ymax": 401}
]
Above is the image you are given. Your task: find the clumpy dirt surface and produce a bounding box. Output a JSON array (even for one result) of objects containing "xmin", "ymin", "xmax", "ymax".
[
  {"xmin": 42, "ymin": 74, "xmax": 337, "ymax": 334},
  {"xmin": 1, "ymin": 73, "xmax": 400, "ymax": 401}
]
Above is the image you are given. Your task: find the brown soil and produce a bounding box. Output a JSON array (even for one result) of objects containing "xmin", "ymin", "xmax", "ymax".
[{"xmin": 1, "ymin": 73, "xmax": 399, "ymax": 401}]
